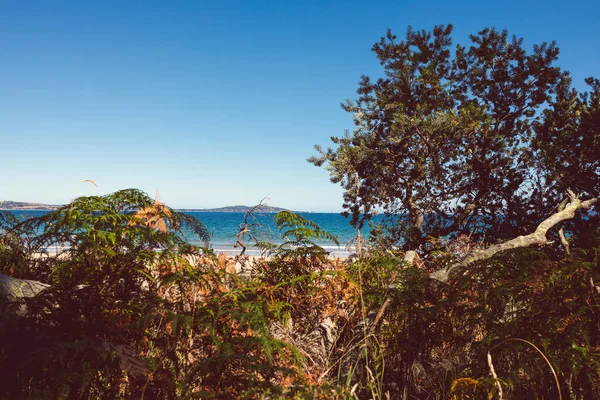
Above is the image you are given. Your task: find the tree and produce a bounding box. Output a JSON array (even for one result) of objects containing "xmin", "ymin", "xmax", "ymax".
[{"xmin": 310, "ymin": 25, "xmax": 598, "ymax": 280}]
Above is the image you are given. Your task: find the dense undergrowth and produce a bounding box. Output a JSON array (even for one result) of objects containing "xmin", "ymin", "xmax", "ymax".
[{"xmin": 0, "ymin": 188, "xmax": 599, "ymax": 399}]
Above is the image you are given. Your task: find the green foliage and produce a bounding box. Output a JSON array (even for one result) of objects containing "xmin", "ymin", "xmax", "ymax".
[
  {"xmin": 324, "ymin": 246, "xmax": 600, "ymax": 399},
  {"xmin": 254, "ymin": 212, "xmax": 351, "ymax": 338},
  {"xmin": 0, "ymin": 190, "xmax": 320, "ymax": 399},
  {"xmin": 534, "ymin": 76, "xmax": 600, "ymax": 199},
  {"xmin": 309, "ymin": 24, "xmax": 575, "ymax": 247},
  {"xmin": 152, "ymin": 264, "xmax": 311, "ymax": 399},
  {"xmin": 0, "ymin": 210, "xmax": 43, "ymax": 279},
  {"xmin": 264, "ymin": 210, "xmax": 340, "ymax": 258},
  {"xmin": 1, "ymin": 191, "xmax": 599, "ymax": 398}
]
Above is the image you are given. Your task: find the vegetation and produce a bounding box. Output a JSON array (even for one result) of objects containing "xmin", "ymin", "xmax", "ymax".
[
  {"xmin": 0, "ymin": 189, "xmax": 331, "ymax": 399},
  {"xmin": 309, "ymin": 25, "xmax": 597, "ymax": 257},
  {"xmin": 1, "ymin": 25, "xmax": 599, "ymax": 399}
]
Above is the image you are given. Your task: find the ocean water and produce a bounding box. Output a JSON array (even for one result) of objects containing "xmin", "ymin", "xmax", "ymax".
[
  {"xmin": 185, "ymin": 212, "xmax": 373, "ymax": 257},
  {"xmin": 4, "ymin": 210, "xmax": 376, "ymax": 258}
]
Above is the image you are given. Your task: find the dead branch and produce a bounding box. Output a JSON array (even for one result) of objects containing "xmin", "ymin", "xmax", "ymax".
[
  {"xmin": 557, "ymin": 197, "xmax": 570, "ymax": 255},
  {"xmin": 558, "ymin": 228, "xmax": 570, "ymax": 255},
  {"xmin": 430, "ymin": 190, "xmax": 598, "ymax": 282},
  {"xmin": 234, "ymin": 225, "xmax": 249, "ymax": 255},
  {"xmin": 234, "ymin": 197, "xmax": 270, "ymax": 256},
  {"xmin": 487, "ymin": 350, "xmax": 504, "ymax": 400}
]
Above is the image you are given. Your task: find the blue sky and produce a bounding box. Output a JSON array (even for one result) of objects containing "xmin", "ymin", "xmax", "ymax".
[{"xmin": 1, "ymin": 0, "xmax": 598, "ymax": 211}]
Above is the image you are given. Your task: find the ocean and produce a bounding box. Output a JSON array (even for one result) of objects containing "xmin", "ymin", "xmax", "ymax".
[{"xmin": 4, "ymin": 210, "xmax": 377, "ymax": 258}]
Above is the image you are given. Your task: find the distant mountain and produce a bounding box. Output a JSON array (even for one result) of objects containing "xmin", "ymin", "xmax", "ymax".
[
  {"xmin": 177, "ymin": 205, "xmax": 291, "ymax": 213},
  {"xmin": 0, "ymin": 201, "xmax": 60, "ymax": 211}
]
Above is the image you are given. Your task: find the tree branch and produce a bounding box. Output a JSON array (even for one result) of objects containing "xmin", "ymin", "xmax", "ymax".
[
  {"xmin": 558, "ymin": 227, "xmax": 570, "ymax": 255},
  {"xmin": 234, "ymin": 197, "xmax": 270, "ymax": 256},
  {"xmin": 430, "ymin": 191, "xmax": 598, "ymax": 282},
  {"xmin": 556, "ymin": 197, "xmax": 570, "ymax": 255}
]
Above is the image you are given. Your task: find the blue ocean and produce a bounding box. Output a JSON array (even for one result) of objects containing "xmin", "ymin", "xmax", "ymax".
[{"xmin": 5, "ymin": 210, "xmax": 379, "ymax": 258}]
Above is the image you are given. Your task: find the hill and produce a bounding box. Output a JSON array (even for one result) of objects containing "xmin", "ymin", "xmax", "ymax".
[{"xmin": 177, "ymin": 205, "xmax": 291, "ymax": 213}]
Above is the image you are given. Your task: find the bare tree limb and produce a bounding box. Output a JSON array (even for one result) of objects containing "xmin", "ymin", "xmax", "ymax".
[
  {"xmin": 430, "ymin": 191, "xmax": 598, "ymax": 282},
  {"xmin": 235, "ymin": 225, "xmax": 249, "ymax": 256},
  {"xmin": 487, "ymin": 351, "xmax": 504, "ymax": 400},
  {"xmin": 369, "ymin": 297, "xmax": 391, "ymax": 335},
  {"xmin": 558, "ymin": 228, "xmax": 570, "ymax": 255},
  {"xmin": 234, "ymin": 197, "xmax": 270, "ymax": 256},
  {"xmin": 556, "ymin": 197, "xmax": 571, "ymax": 255}
]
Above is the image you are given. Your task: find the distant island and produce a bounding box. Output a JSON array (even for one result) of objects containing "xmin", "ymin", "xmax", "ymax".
[
  {"xmin": 1, "ymin": 201, "xmax": 291, "ymax": 213},
  {"xmin": 177, "ymin": 205, "xmax": 292, "ymax": 213}
]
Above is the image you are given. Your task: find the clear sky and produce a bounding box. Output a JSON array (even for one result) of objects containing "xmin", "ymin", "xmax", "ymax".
[{"xmin": 1, "ymin": 0, "xmax": 598, "ymax": 211}]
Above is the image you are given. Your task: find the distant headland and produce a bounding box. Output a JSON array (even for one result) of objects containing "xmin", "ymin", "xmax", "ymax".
[
  {"xmin": 0, "ymin": 201, "xmax": 60, "ymax": 211},
  {"xmin": 0, "ymin": 201, "xmax": 292, "ymax": 213}
]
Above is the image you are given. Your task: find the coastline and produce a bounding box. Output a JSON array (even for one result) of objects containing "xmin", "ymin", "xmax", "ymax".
[{"xmin": 33, "ymin": 249, "xmax": 350, "ymax": 276}]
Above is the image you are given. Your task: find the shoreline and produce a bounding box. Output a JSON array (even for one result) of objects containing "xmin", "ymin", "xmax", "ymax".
[
  {"xmin": 32, "ymin": 249, "xmax": 350, "ymax": 275},
  {"xmin": 39, "ymin": 243, "xmax": 352, "ymax": 259}
]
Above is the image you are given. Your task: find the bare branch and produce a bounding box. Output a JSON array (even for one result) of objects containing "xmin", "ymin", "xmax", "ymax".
[
  {"xmin": 557, "ymin": 197, "xmax": 570, "ymax": 255},
  {"xmin": 430, "ymin": 192, "xmax": 598, "ymax": 282},
  {"xmin": 234, "ymin": 225, "xmax": 249, "ymax": 256},
  {"xmin": 235, "ymin": 197, "xmax": 270, "ymax": 256},
  {"xmin": 487, "ymin": 351, "xmax": 504, "ymax": 400},
  {"xmin": 558, "ymin": 227, "xmax": 570, "ymax": 255}
]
